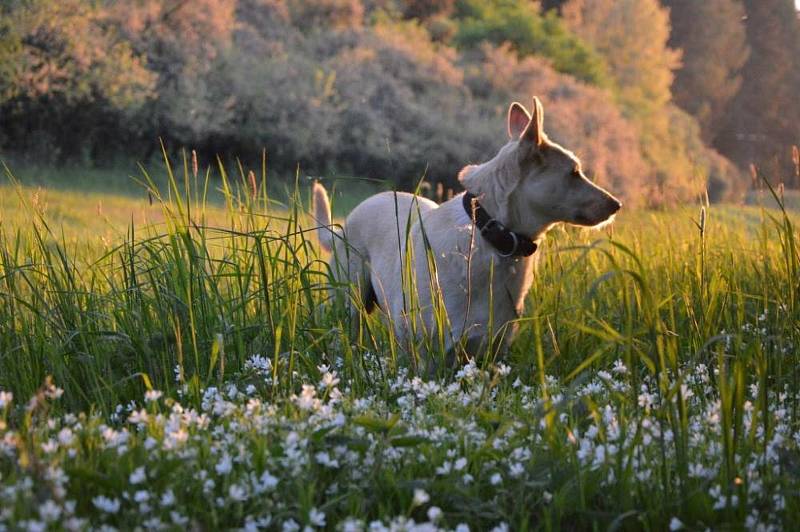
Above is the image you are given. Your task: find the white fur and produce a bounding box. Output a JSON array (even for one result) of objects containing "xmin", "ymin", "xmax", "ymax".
[
  {"xmin": 312, "ymin": 97, "xmax": 621, "ymax": 358},
  {"xmin": 312, "ymin": 181, "xmax": 337, "ymax": 252}
]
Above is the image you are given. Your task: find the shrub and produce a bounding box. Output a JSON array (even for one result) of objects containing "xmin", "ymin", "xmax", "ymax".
[
  {"xmin": 561, "ymin": 0, "xmax": 744, "ymax": 206},
  {"xmin": 225, "ymin": 19, "xmax": 496, "ymax": 187},
  {"xmin": 452, "ymin": 0, "xmax": 610, "ymax": 85},
  {"xmin": 0, "ymin": 0, "xmax": 154, "ymax": 162},
  {"xmin": 286, "ymin": 0, "xmax": 365, "ymax": 29},
  {"xmin": 400, "ymin": 0, "xmax": 455, "ymax": 19}
]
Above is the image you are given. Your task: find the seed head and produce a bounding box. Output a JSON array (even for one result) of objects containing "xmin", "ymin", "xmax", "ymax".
[
  {"xmin": 191, "ymin": 150, "xmax": 198, "ymax": 179},
  {"xmin": 248, "ymin": 170, "xmax": 258, "ymax": 200},
  {"xmin": 699, "ymin": 206, "xmax": 706, "ymax": 236}
]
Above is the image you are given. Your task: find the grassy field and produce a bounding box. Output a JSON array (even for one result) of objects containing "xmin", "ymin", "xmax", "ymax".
[{"xmin": 1, "ymin": 158, "xmax": 800, "ymax": 531}]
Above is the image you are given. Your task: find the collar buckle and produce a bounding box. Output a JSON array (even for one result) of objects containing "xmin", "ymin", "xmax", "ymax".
[
  {"xmin": 480, "ymin": 219, "xmax": 519, "ymax": 257},
  {"xmin": 463, "ymin": 191, "xmax": 536, "ymax": 258}
]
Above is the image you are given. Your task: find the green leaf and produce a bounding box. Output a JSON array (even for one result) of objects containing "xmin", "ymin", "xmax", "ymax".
[
  {"xmin": 389, "ymin": 435, "xmax": 430, "ymax": 447},
  {"xmin": 352, "ymin": 413, "xmax": 400, "ymax": 434}
]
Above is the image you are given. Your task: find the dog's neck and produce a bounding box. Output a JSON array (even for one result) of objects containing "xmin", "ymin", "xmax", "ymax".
[
  {"xmin": 461, "ymin": 192, "xmax": 537, "ymax": 257},
  {"xmin": 459, "ymin": 158, "xmax": 556, "ymax": 242}
]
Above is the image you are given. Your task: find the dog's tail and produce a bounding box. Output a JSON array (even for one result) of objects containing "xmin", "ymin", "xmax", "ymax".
[{"xmin": 312, "ymin": 181, "xmax": 338, "ymax": 252}]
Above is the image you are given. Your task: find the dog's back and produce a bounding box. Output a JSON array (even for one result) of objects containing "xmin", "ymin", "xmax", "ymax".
[{"xmin": 313, "ymin": 186, "xmax": 438, "ymax": 313}]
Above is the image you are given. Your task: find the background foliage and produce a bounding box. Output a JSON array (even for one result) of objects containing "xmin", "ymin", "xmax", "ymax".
[{"xmin": 1, "ymin": 0, "xmax": 799, "ymax": 205}]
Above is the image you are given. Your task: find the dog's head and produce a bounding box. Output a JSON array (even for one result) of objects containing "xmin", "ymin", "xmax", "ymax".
[{"xmin": 459, "ymin": 97, "xmax": 621, "ymax": 237}]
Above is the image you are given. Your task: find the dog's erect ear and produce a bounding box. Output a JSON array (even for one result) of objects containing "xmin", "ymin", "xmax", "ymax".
[
  {"xmin": 507, "ymin": 102, "xmax": 531, "ymax": 139},
  {"xmin": 520, "ymin": 96, "xmax": 545, "ymax": 147}
]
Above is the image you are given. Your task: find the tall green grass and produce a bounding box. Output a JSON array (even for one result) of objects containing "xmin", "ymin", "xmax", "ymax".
[
  {"xmin": 1, "ymin": 155, "xmax": 799, "ymax": 528},
  {"xmin": 1, "ymin": 156, "xmax": 799, "ymax": 413}
]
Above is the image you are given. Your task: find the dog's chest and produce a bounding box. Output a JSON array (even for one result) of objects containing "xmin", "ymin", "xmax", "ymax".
[
  {"xmin": 479, "ymin": 255, "xmax": 532, "ymax": 317},
  {"xmin": 443, "ymin": 235, "xmax": 535, "ymax": 318},
  {"xmin": 408, "ymin": 204, "xmax": 536, "ymax": 339}
]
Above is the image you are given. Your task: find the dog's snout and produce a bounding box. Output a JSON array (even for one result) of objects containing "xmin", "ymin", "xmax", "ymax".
[{"xmin": 608, "ymin": 198, "xmax": 622, "ymax": 214}]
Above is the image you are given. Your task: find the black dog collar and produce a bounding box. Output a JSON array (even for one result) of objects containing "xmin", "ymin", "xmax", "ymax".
[{"xmin": 462, "ymin": 192, "xmax": 537, "ymax": 258}]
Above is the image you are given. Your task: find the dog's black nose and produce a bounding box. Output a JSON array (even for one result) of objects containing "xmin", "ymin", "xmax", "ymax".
[{"xmin": 609, "ymin": 198, "xmax": 622, "ymax": 213}]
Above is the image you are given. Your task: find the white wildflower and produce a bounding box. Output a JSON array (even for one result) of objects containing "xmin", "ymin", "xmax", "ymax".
[
  {"xmin": 92, "ymin": 496, "xmax": 121, "ymax": 514},
  {"xmin": 436, "ymin": 461, "xmax": 452, "ymax": 476},
  {"xmin": 308, "ymin": 507, "xmax": 326, "ymax": 527},
  {"xmin": 171, "ymin": 512, "xmax": 189, "ymax": 526},
  {"xmin": 64, "ymin": 517, "xmax": 87, "ymax": 531},
  {"xmin": 229, "ymin": 484, "xmax": 247, "ymax": 501},
  {"xmin": 427, "ymin": 507, "xmax": 443, "ymax": 522},
  {"xmin": 0, "ymin": 391, "xmax": 13, "ymax": 409},
  {"xmin": 144, "ymin": 390, "xmax": 163, "ymax": 403},
  {"xmin": 319, "ymin": 371, "xmax": 340, "ymax": 390},
  {"xmin": 340, "ymin": 518, "xmax": 364, "ymax": 532},
  {"xmin": 128, "ymin": 409, "xmax": 149, "ymax": 424},
  {"xmin": 142, "ymin": 517, "xmax": 163, "ymax": 530},
  {"xmin": 38, "ymin": 500, "xmax": 61, "ymax": 522},
  {"xmin": 258, "ymin": 470, "xmax": 279, "ymax": 491},
  {"xmin": 216, "ymin": 453, "xmax": 233, "ymax": 475},
  {"xmin": 282, "ymin": 519, "xmax": 300, "ymax": 532},
  {"xmin": 41, "ymin": 439, "xmax": 58, "ymax": 454},
  {"xmin": 160, "ymin": 489, "xmax": 176, "ymax": 507},
  {"xmin": 294, "ymin": 385, "xmax": 319, "ymax": 411},
  {"xmin": 495, "ymin": 363, "xmax": 511, "ymax": 377},
  {"xmin": 315, "ymin": 451, "xmax": 340, "ymax": 468},
  {"xmin": 669, "ymin": 517, "xmax": 684, "ymax": 531},
  {"xmin": 57, "ymin": 428, "xmax": 74, "ymax": 446},
  {"xmin": 412, "ymin": 488, "xmax": 430, "ymax": 506},
  {"xmin": 245, "ymin": 355, "xmax": 273, "ymax": 378},
  {"xmin": 129, "ymin": 466, "xmax": 146, "ymax": 485},
  {"xmin": 20, "ymin": 520, "xmax": 46, "ymax": 532}
]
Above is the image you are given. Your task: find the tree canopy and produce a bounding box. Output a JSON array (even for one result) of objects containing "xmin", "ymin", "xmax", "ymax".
[
  {"xmin": 6, "ymin": 0, "xmax": 800, "ymax": 205},
  {"xmin": 663, "ymin": 0, "xmax": 749, "ymax": 144}
]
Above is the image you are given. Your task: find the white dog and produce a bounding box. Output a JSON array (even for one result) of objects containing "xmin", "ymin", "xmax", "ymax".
[{"xmin": 313, "ymin": 97, "xmax": 621, "ymax": 360}]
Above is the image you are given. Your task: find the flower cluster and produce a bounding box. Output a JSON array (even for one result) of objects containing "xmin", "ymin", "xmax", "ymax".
[{"xmin": 0, "ymin": 355, "xmax": 798, "ymax": 530}]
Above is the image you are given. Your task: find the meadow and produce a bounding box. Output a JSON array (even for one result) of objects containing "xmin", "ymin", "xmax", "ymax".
[{"xmin": 1, "ymin": 158, "xmax": 799, "ymax": 531}]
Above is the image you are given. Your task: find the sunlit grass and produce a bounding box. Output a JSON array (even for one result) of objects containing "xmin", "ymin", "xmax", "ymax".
[{"xmin": 0, "ymin": 157, "xmax": 799, "ymax": 530}]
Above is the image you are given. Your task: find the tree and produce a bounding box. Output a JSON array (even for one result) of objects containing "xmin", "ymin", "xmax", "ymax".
[
  {"xmin": 286, "ymin": 0, "xmax": 364, "ymax": 29},
  {"xmin": 663, "ymin": 0, "xmax": 749, "ymax": 144},
  {"xmin": 400, "ymin": 0, "xmax": 455, "ymax": 20},
  {"xmin": 561, "ymin": 0, "xmax": 680, "ymax": 115},
  {"xmin": 561, "ymin": 0, "xmax": 743, "ymax": 203},
  {"xmin": 0, "ymin": 0, "xmax": 154, "ymax": 160},
  {"xmin": 453, "ymin": 0, "xmax": 610, "ymax": 85},
  {"xmin": 539, "ymin": 0, "xmax": 567, "ymax": 12},
  {"xmin": 715, "ymin": 0, "xmax": 800, "ymax": 181},
  {"xmin": 106, "ymin": 0, "xmax": 238, "ymax": 155}
]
